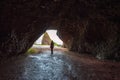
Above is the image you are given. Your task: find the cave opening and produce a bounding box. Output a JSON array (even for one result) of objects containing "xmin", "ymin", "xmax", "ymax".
[
  {"xmin": 34, "ymin": 29, "xmax": 63, "ymax": 46},
  {"xmin": 27, "ymin": 29, "xmax": 66, "ymax": 54}
]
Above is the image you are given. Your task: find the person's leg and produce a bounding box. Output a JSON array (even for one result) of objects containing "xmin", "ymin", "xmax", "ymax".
[{"xmin": 51, "ymin": 48, "xmax": 53, "ymax": 54}]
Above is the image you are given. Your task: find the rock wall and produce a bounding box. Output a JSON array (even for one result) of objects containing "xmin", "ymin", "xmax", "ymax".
[
  {"xmin": 42, "ymin": 32, "xmax": 51, "ymax": 45},
  {"xmin": 0, "ymin": 0, "xmax": 120, "ymax": 61}
]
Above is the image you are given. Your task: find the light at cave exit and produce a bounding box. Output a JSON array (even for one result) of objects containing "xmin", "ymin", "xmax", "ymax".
[{"xmin": 35, "ymin": 30, "xmax": 63, "ymax": 45}]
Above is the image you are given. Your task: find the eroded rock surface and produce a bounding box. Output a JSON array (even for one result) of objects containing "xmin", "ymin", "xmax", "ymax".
[
  {"xmin": 42, "ymin": 32, "xmax": 51, "ymax": 45},
  {"xmin": 0, "ymin": 0, "xmax": 120, "ymax": 60}
]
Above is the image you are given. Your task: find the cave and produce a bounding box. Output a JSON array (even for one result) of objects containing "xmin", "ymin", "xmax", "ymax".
[{"xmin": 0, "ymin": 0, "xmax": 120, "ymax": 61}]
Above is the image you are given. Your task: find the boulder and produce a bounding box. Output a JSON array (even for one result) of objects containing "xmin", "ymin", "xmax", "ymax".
[{"xmin": 42, "ymin": 32, "xmax": 51, "ymax": 45}]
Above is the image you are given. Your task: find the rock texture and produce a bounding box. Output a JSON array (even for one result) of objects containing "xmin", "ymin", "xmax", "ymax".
[
  {"xmin": 0, "ymin": 0, "xmax": 120, "ymax": 61},
  {"xmin": 42, "ymin": 32, "xmax": 51, "ymax": 45}
]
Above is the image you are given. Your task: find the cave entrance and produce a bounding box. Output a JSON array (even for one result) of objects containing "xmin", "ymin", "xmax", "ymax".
[
  {"xmin": 27, "ymin": 30, "xmax": 65, "ymax": 54},
  {"xmin": 35, "ymin": 29, "xmax": 63, "ymax": 46}
]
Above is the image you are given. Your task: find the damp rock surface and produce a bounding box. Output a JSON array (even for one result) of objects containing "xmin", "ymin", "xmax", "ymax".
[{"xmin": 0, "ymin": 0, "xmax": 120, "ymax": 60}]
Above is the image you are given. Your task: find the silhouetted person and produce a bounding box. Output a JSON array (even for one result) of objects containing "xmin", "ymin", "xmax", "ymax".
[{"xmin": 50, "ymin": 40, "xmax": 54, "ymax": 54}]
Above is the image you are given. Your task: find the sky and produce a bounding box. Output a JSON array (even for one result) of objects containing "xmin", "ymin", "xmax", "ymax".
[{"xmin": 35, "ymin": 30, "xmax": 63, "ymax": 45}]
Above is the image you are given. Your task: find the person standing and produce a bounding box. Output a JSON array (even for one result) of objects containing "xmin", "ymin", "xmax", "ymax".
[{"xmin": 50, "ymin": 40, "xmax": 54, "ymax": 54}]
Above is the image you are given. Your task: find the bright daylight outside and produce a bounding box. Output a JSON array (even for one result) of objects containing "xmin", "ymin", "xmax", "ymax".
[
  {"xmin": 35, "ymin": 30, "xmax": 63, "ymax": 46},
  {"xmin": 27, "ymin": 30, "xmax": 64, "ymax": 54}
]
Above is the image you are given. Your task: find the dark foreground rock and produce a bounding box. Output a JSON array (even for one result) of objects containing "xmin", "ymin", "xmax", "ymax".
[{"xmin": 0, "ymin": 0, "xmax": 120, "ymax": 60}]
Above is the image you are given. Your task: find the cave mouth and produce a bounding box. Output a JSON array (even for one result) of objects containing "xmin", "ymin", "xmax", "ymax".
[
  {"xmin": 27, "ymin": 29, "xmax": 65, "ymax": 54},
  {"xmin": 26, "ymin": 29, "xmax": 67, "ymax": 54},
  {"xmin": 33, "ymin": 29, "xmax": 63, "ymax": 48}
]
